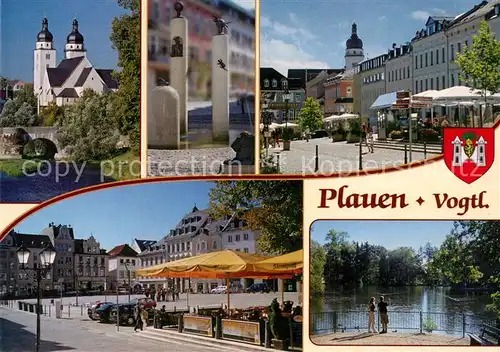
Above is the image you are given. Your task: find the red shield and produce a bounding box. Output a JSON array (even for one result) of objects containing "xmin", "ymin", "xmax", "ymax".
[{"xmin": 443, "ymin": 127, "xmax": 495, "ymax": 184}]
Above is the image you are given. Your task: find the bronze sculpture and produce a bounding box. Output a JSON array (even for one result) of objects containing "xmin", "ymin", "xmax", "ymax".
[
  {"xmin": 174, "ymin": 1, "xmax": 184, "ymax": 18},
  {"xmin": 212, "ymin": 16, "xmax": 230, "ymax": 35},
  {"xmin": 171, "ymin": 36, "xmax": 183, "ymax": 57}
]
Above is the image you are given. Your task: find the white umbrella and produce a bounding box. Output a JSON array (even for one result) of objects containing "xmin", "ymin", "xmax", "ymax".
[{"xmin": 338, "ymin": 113, "xmax": 359, "ymax": 119}]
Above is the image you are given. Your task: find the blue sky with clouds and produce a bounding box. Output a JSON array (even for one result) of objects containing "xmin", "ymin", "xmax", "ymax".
[
  {"xmin": 260, "ymin": 0, "xmax": 483, "ymax": 76},
  {"xmin": 310, "ymin": 220, "xmax": 455, "ymax": 250}
]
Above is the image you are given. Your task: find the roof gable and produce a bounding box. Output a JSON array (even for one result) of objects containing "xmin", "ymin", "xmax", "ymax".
[
  {"xmin": 108, "ymin": 244, "xmax": 138, "ymax": 257},
  {"xmin": 95, "ymin": 69, "xmax": 119, "ymax": 89}
]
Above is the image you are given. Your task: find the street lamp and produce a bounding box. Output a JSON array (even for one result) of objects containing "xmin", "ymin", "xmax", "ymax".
[
  {"xmin": 16, "ymin": 242, "xmax": 56, "ymax": 350},
  {"xmin": 124, "ymin": 261, "xmax": 131, "ymax": 303},
  {"xmin": 281, "ymin": 80, "xmax": 291, "ymax": 129}
]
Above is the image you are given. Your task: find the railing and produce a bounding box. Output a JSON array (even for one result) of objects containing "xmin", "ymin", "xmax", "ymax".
[{"xmin": 310, "ymin": 311, "xmax": 497, "ymax": 337}]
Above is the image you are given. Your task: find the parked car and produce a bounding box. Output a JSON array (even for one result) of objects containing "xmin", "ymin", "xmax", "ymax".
[
  {"xmin": 246, "ymin": 283, "xmax": 271, "ymax": 293},
  {"xmin": 96, "ymin": 303, "xmax": 116, "ymax": 323},
  {"xmin": 210, "ymin": 286, "xmax": 227, "ymax": 294},
  {"xmin": 88, "ymin": 301, "xmax": 113, "ymax": 320},
  {"xmin": 130, "ymin": 297, "xmax": 156, "ymax": 309},
  {"xmin": 109, "ymin": 303, "xmax": 136, "ymax": 326}
]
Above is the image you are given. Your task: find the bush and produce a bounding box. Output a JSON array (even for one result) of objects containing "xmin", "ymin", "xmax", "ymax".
[
  {"xmin": 347, "ymin": 119, "xmax": 361, "ymax": 135},
  {"xmin": 423, "ymin": 318, "xmax": 437, "ymax": 333},
  {"xmin": 422, "ymin": 128, "xmax": 440, "ymax": 142},
  {"xmin": 22, "ymin": 138, "xmax": 57, "ymax": 160},
  {"xmin": 389, "ymin": 130, "xmax": 403, "ymax": 140},
  {"xmin": 282, "ymin": 127, "xmax": 295, "ymax": 141}
]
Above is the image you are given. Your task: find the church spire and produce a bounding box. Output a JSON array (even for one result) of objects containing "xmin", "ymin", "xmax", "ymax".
[
  {"xmin": 192, "ymin": 203, "xmax": 199, "ymax": 213},
  {"xmin": 352, "ymin": 22, "xmax": 357, "ymax": 35}
]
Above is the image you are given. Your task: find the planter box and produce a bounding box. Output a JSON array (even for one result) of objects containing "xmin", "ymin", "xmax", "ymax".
[
  {"xmin": 346, "ymin": 133, "xmax": 360, "ymax": 143},
  {"xmin": 272, "ymin": 338, "xmax": 290, "ymax": 351},
  {"xmin": 282, "ymin": 140, "xmax": 290, "ymax": 151},
  {"xmin": 331, "ymin": 134, "xmax": 346, "ymax": 142}
]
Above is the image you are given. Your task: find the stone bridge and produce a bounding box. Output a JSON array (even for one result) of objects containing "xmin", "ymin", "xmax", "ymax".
[{"xmin": 0, "ymin": 126, "xmax": 65, "ymax": 158}]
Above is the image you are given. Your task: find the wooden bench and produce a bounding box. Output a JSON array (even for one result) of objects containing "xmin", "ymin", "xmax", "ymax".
[{"xmin": 469, "ymin": 324, "xmax": 500, "ymax": 345}]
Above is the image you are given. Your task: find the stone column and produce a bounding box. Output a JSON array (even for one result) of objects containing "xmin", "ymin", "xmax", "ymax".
[
  {"xmin": 170, "ymin": 1, "xmax": 188, "ymax": 135},
  {"xmin": 148, "ymin": 85, "xmax": 180, "ymax": 149},
  {"xmin": 211, "ymin": 34, "xmax": 230, "ymax": 142}
]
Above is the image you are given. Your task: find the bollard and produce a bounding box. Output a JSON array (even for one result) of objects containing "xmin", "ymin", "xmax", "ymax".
[
  {"xmin": 404, "ymin": 145, "xmax": 408, "ymax": 164},
  {"xmin": 276, "ymin": 154, "xmax": 280, "ymax": 173},
  {"xmin": 68, "ymin": 304, "xmax": 70, "ymax": 318},
  {"xmin": 314, "ymin": 145, "xmax": 319, "ymax": 172},
  {"xmin": 81, "ymin": 305, "xmax": 83, "ymax": 316},
  {"xmin": 174, "ymin": 306, "xmax": 176, "ymax": 312},
  {"xmin": 177, "ymin": 314, "xmax": 183, "ymax": 333},
  {"xmin": 265, "ymin": 320, "xmax": 271, "ymax": 348},
  {"xmin": 419, "ymin": 311, "xmax": 423, "ymax": 334},
  {"xmin": 215, "ymin": 315, "xmax": 222, "ymax": 339},
  {"xmin": 49, "ymin": 305, "xmax": 51, "ymax": 317},
  {"xmin": 423, "ymin": 142, "xmax": 427, "ymax": 159}
]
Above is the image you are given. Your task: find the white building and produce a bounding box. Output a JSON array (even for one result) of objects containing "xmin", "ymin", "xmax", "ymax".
[
  {"xmin": 344, "ymin": 23, "xmax": 365, "ymax": 70},
  {"xmin": 34, "ymin": 18, "xmax": 118, "ymax": 109},
  {"xmin": 107, "ymin": 244, "xmax": 139, "ymax": 290}
]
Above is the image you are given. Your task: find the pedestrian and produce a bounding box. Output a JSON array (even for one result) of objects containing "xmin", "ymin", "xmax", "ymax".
[
  {"xmin": 142, "ymin": 305, "xmax": 149, "ymax": 328},
  {"xmin": 133, "ymin": 303, "xmax": 143, "ymax": 332},
  {"xmin": 176, "ymin": 288, "xmax": 180, "ymax": 300},
  {"xmin": 367, "ymin": 125, "xmax": 374, "ymax": 153},
  {"xmin": 377, "ymin": 296, "xmax": 390, "ymax": 334},
  {"xmin": 368, "ymin": 297, "xmax": 377, "ymax": 333}
]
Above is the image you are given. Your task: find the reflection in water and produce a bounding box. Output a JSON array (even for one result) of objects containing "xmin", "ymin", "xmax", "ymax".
[{"xmin": 311, "ymin": 286, "xmax": 494, "ymax": 316}]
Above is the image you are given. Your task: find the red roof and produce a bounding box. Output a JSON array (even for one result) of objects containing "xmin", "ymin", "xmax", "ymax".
[{"xmin": 107, "ymin": 244, "xmax": 138, "ymax": 258}]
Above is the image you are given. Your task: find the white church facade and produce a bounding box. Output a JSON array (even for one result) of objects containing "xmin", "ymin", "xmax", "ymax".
[{"xmin": 34, "ymin": 18, "xmax": 119, "ymax": 108}]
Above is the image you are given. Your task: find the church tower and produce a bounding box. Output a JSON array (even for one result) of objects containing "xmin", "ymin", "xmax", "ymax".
[
  {"xmin": 34, "ymin": 18, "xmax": 57, "ymax": 96},
  {"xmin": 345, "ymin": 23, "xmax": 364, "ymax": 69},
  {"xmin": 64, "ymin": 19, "xmax": 86, "ymax": 59}
]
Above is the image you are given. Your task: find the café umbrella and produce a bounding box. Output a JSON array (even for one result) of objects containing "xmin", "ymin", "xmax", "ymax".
[
  {"xmin": 135, "ymin": 250, "xmax": 294, "ymax": 315},
  {"xmin": 254, "ymin": 249, "xmax": 304, "ymax": 304}
]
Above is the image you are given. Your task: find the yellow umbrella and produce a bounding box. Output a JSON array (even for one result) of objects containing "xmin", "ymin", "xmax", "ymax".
[{"xmin": 254, "ymin": 249, "xmax": 304, "ymax": 305}]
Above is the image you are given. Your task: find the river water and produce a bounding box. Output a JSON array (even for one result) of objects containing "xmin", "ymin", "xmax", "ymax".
[{"xmin": 0, "ymin": 163, "xmax": 114, "ymax": 203}]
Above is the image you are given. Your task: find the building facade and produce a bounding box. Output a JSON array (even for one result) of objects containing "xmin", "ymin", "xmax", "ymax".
[
  {"xmin": 42, "ymin": 224, "xmax": 75, "ymax": 291},
  {"xmin": 385, "ymin": 43, "xmax": 413, "ymax": 94},
  {"xmin": 0, "ymin": 231, "xmax": 54, "ymax": 296},
  {"xmin": 73, "ymin": 236, "xmax": 108, "ymax": 291},
  {"xmin": 107, "ymin": 244, "xmax": 139, "ymax": 290},
  {"xmin": 358, "ymin": 54, "xmax": 388, "ymax": 118},
  {"xmin": 324, "ymin": 69, "xmax": 355, "ymax": 115}
]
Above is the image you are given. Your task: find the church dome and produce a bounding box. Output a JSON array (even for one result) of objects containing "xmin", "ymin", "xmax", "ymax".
[
  {"xmin": 66, "ymin": 19, "xmax": 84, "ymax": 44},
  {"xmin": 346, "ymin": 23, "xmax": 363, "ymax": 49},
  {"xmin": 37, "ymin": 17, "xmax": 53, "ymax": 42}
]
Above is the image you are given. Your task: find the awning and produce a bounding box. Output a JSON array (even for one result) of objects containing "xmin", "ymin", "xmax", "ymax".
[{"xmin": 370, "ymin": 91, "xmax": 398, "ymax": 110}]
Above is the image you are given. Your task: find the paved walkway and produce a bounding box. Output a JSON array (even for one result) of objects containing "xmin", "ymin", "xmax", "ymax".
[
  {"xmin": 0, "ymin": 307, "xmax": 239, "ymax": 352},
  {"xmin": 266, "ymin": 138, "xmax": 440, "ymax": 175},
  {"xmin": 311, "ymin": 332, "xmax": 469, "ymax": 345}
]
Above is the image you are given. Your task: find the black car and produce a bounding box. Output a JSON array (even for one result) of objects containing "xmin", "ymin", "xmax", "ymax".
[
  {"xmin": 109, "ymin": 303, "xmax": 136, "ymax": 326},
  {"xmin": 246, "ymin": 283, "xmax": 271, "ymax": 293},
  {"xmin": 88, "ymin": 301, "xmax": 113, "ymax": 320},
  {"xmin": 96, "ymin": 303, "xmax": 116, "ymax": 323}
]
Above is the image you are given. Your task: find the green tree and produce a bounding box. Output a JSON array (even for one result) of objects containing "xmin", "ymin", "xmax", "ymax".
[
  {"xmin": 310, "ymin": 240, "xmax": 326, "ymax": 295},
  {"xmin": 208, "ymin": 181, "xmax": 302, "ymax": 254},
  {"xmin": 0, "ymin": 100, "xmax": 18, "ymax": 126},
  {"xmin": 0, "ymin": 85, "xmax": 39, "ymax": 127},
  {"xmin": 455, "ymin": 20, "xmax": 500, "ymax": 126},
  {"xmin": 13, "ymin": 102, "xmax": 37, "ymax": 126},
  {"xmin": 109, "ymin": 0, "xmax": 140, "ymax": 153},
  {"xmin": 14, "ymin": 84, "xmax": 37, "ymax": 112},
  {"xmin": 56, "ymin": 92, "xmax": 119, "ymax": 162},
  {"xmin": 298, "ymin": 96, "xmax": 323, "ymax": 132}
]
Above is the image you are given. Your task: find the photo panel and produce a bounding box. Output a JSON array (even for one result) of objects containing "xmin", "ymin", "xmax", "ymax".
[
  {"xmin": 0, "ymin": 0, "xmax": 141, "ymax": 203},
  {"xmin": 0, "ymin": 178, "xmax": 304, "ymax": 350},
  {"xmin": 259, "ymin": 0, "xmax": 500, "ymax": 176},
  {"xmin": 146, "ymin": 0, "xmax": 257, "ymax": 177}
]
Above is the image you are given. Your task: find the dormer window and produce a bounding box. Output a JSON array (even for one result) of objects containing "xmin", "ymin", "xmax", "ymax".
[
  {"xmin": 264, "ymin": 79, "xmax": 269, "ymax": 88},
  {"xmin": 272, "ymin": 79, "xmax": 277, "ymax": 88}
]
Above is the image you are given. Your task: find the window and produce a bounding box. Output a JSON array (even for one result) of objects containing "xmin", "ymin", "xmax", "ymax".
[
  {"xmin": 294, "ymin": 92, "xmax": 301, "ymax": 102},
  {"xmin": 264, "ymin": 79, "xmax": 269, "ymax": 88},
  {"xmin": 425, "ymin": 79, "xmax": 428, "ymax": 91},
  {"xmin": 442, "ymin": 76, "xmax": 446, "ymax": 89},
  {"xmin": 201, "ymin": 242, "xmax": 206, "ymax": 250},
  {"xmin": 451, "ymin": 74, "xmax": 455, "ymax": 86},
  {"xmin": 228, "ymin": 235, "xmax": 233, "ymax": 243},
  {"xmin": 436, "ymin": 77, "xmax": 439, "ymax": 90},
  {"xmin": 450, "ymin": 44, "xmax": 454, "ymax": 61},
  {"xmin": 457, "ymin": 42, "xmax": 461, "ymax": 53},
  {"xmin": 212, "ymin": 241, "xmax": 217, "ymax": 249},
  {"xmin": 243, "ymin": 248, "xmax": 249, "ymax": 253},
  {"xmin": 465, "ymin": 40, "xmax": 468, "ymax": 49},
  {"xmin": 243, "ymin": 233, "xmax": 249, "ymax": 240},
  {"xmin": 45, "ymin": 54, "xmax": 50, "ymax": 60},
  {"xmin": 415, "ymin": 55, "xmax": 418, "ymax": 69},
  {"xmin": 120, "ymin": 259, "xmax": 124, "ymax": 264},
  {"xmin": 436, "ymin": 49, "xmax": 439, "ymax": 64},
  {"xmin": 430, "ymin": 78, "xmax": 434, "ymax": 89},
  {"xmin": 420, "ymin": 54, "xmax": 423, "ymax": 68},
  {"xmin": 399, "ymin": 68, "xmax": 401, "ymax": 80},
  {"xmin": 407, "ymin": 66, "xmax": 410, "ymax": 79},
  {"xmin": 235, "ymin": 235, "xmax": 240, "ymax": 241},
  {"xmin": 271, "ymin": 79, "xmax": 277, "ymax": 88},
  {"xmin": 430, "ymin": 51, "xmax": 433, "ymax": 65},
  {"xmin": 442, "ymin": 48, "xmax": 445, "ymax": 63},
  {"xmin": 425, "ymin": 52, "xmax": 428, "ymax": 67},
  {"xmin": 346, "ymin": 87, "xmax": 352, "ymax": 97},
  {"xmin": 119, "ymin": 271, "xmax": 124, "ymax": 278}
]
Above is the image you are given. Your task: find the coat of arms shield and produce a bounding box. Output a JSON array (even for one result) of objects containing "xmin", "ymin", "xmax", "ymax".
[{"xmin": 443, "ymin": 128, "xmax": 495, "ymax": 184}]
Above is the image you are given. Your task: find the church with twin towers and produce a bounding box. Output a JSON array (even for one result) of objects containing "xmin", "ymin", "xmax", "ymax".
[{"xmin": 33, "ymin": 17, "xmax": 119, "ymax": 111}]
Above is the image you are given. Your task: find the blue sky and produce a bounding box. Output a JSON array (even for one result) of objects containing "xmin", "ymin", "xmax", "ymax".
[
  {"xmin": 261, "ymin": 0, "xmax": 482, "ymax": 75},
  {"xmin": 1, "ymin": 0, "xmax": 127, "ymax": 82},
  {"xmin": 13, "ymin": 181, "xmax": 216, "ymax": 250},
  {"xmin": 311, "ymin": 221, "xmax": 455, "ymax": 250}
]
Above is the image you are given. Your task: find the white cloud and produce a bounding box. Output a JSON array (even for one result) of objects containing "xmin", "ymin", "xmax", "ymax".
[
  {"xmin": 260, "ymin": 38, "xmax": 330, "ymax": 76},
  {"xmin": 411, "ymin": 10, "xmax": 430, "ymax": 21},
  {"xmin": 231, "ymin": 0, "xmax": 255, "ymax": 11},
  {"xmin": 273, "ymin": 22, "xmax": 297, "ymax": 36}
]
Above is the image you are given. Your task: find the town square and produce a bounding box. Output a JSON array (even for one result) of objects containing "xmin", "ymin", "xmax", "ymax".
[{"xmin": 0, "ymin": 180, "xmax": 304, "ymax": 350}]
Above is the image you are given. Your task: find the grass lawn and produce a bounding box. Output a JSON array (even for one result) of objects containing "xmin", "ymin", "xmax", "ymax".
[
  {"xmin": 91, "ymin": 148, "xmax": 140, "ymax": 180},
  {"xmin": 0, "ymin": 159, "xmax": 42, "ymax": 177}
]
